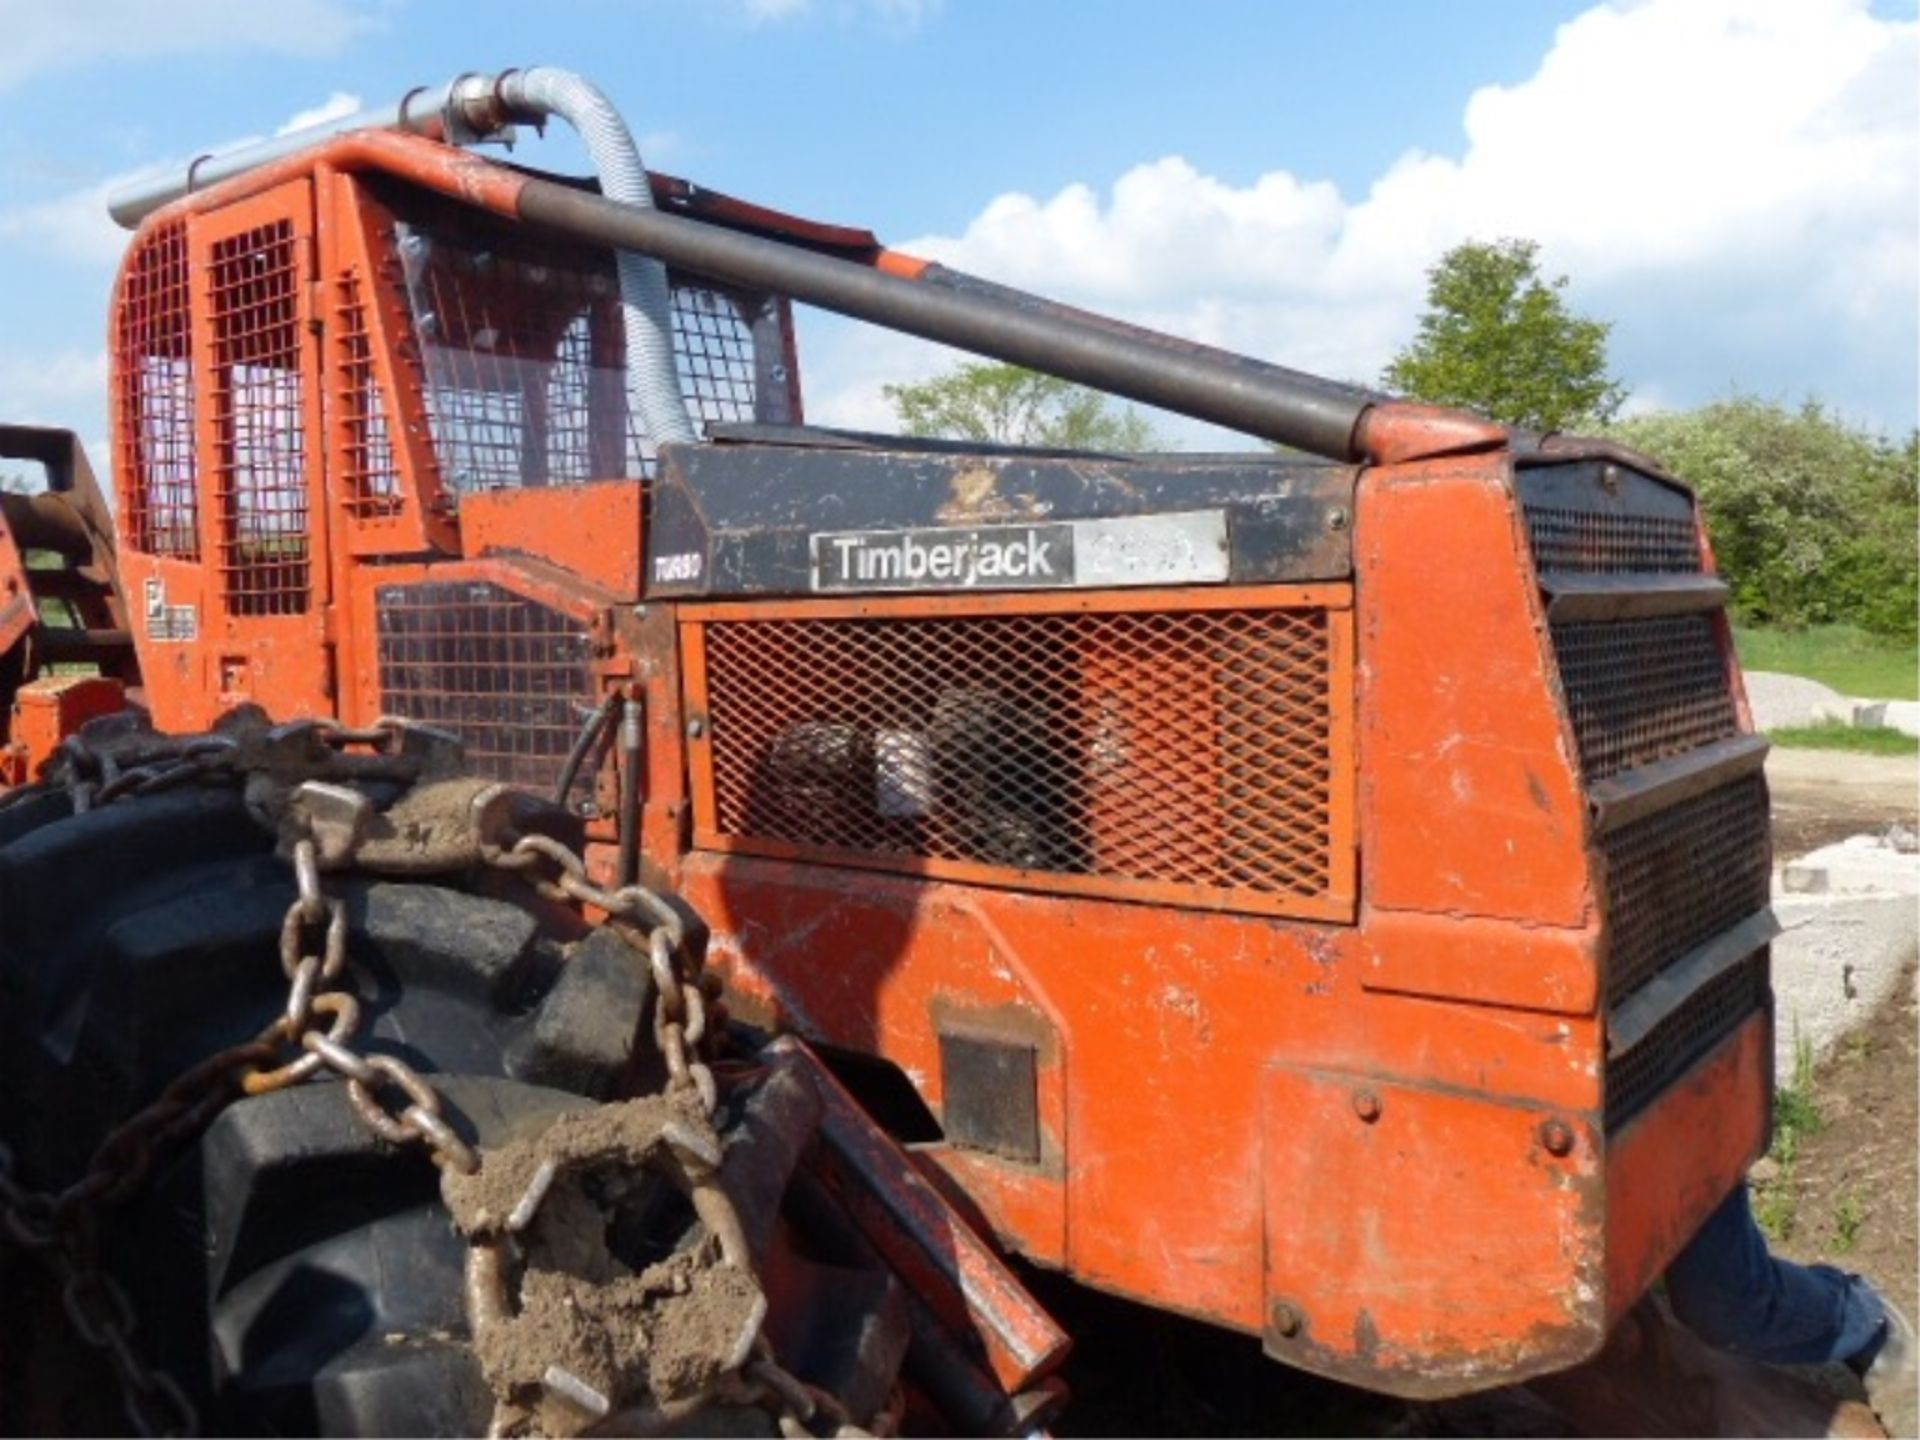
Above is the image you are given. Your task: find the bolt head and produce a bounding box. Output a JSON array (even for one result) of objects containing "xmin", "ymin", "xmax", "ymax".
[
  {"xmin": 1270, "ymin": 1300, "xmax": 1303, "ymax": 1338},
  {"xmin": 687, "ymin": 716, "xmax": 707, "ymax": 739},
  {"xmin": 1352, "ymin": 1089, "xmax": 1382, "ymax": 1123},
  {"xmin": 1327, "ymin": 506, "xmax": 1350, "ymax": 532},
  {"xmin": 1539, "ymin": 1118, "xmax": 1576, "ymax": 1157}
]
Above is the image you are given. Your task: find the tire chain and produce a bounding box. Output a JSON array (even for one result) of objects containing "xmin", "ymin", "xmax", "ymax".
[{"xmin": 0, "ymin": 714, "xmax": 858, "ymax": 1438}]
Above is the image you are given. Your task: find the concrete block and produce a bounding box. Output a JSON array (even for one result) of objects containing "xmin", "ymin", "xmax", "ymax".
[
  {"xmin": 1769, "ymin": 886, "xmax": 1918, "ymax": 1080},
  {"xmin": 1780, "ymin": 834, "xmax": 1920, "ymax": 897},
  {"xmin": 1880, "ymin": 700, "xmax": 1920, "ymax": 739}
]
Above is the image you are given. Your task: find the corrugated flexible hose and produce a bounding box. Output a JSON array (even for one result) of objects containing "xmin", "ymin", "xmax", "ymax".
[{"xmin": 493, "ymin": 67, "xmax": 698, "ymax": 450}]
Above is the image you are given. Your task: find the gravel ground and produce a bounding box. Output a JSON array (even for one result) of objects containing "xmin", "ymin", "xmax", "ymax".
[{"xmin": 1746, "ymin": 671, "xmax": 1854, "ymax": 731}]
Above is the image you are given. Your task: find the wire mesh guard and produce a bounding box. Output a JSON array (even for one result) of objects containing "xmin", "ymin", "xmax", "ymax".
[
  {"xmin": 1606, "ymin": 953, "xmax": 1766, "ymax": 1131},
  {"xmin": 209, "ymin": 219, "xmax": 311, "ymax": 614},
  {"xmin": 1523, "ymin": 505, "xmax": 1701, "ymax": 575},
  {"xmin": 393, "ymin": 216, "xmax": 777, "ymax": 494},
  {"xmin": 375, "ymin": 581, "xmax": 596, "ymax": 793},
  {"xmin": 696, "ymin": 604, "xmax": 1341, "ymax": 907},
  {"xmin": 114, "ymin": 220, "xmax": 199, "ymax": 558},
  {"xmin": 334, "ymin": 271, "xmax": 402, "ymax": 518},
  {"xmin": 1553, "ymin": 615, "xmax": 1738, "ymax": 780},
  {"xmin": 1602, "ymin": 774, "xmax": 1771, "ymax": 1007}
]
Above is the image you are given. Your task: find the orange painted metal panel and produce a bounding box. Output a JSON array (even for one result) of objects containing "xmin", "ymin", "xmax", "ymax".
[
  {"xmin": 458, "ymin": 481, "xmax": 646, "ymax": 601},
  {"xmin": 1357, "ymin": 457, "xmax": 1593, "ymax": 926},
  {"xmin": 683, "ymin": 849, "xmax": 1611, "ymax": 1355},
  {"xmin": 1260, "ymin": 1063, "xmax": 1605, "ymax": 1397},
  {"xmin": 1362, "ymin": 907, "xmax": 1601, "ymax": 1015},
  {"xmin": 1602, "ymin": 1012, "xmax": 1771, "ymax": 1324},
  {"xmin": 115, "ymin": 552, "xmax": 218, "ymax": 729}
]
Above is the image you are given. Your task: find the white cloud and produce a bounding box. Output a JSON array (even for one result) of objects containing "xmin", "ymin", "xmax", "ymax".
[
  {"xmin": 0, "ymin": 0, "xmax": 375, "ymax": 92},
  {"xmin": 807, "ymin": 0, "xmax": 1918, "ymax": 443},
  {"xmin": 0, "ymin": 177, "xmax": 137, "ymax": 268},
  {"xmin": 277, "ymin": 92, "xmax": 364, "ymax": 137}
]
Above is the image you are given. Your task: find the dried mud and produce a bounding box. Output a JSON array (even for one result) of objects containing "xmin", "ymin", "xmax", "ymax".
[{"xmin": 444, "ymin": 1096, "xmax": 764, "ymax": 1434}]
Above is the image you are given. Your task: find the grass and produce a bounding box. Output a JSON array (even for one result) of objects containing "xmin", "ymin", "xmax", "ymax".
[
  {"xmin": 1734, "ymin": 624, "xmax": 1918, "ymax": 701},
  {"xmin": 1754, "ymin": 1034, "xmax": 1823, "ymax": 1243},
  {"xmin": 1834, "ymin": 1191, "xmax": 1864, "ymax": 1255},
  {"xmin": 1769, "ymin": 721, "xmax": 1920, "ymax": 756}
]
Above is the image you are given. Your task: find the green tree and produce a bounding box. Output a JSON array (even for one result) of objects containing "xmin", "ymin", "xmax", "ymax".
[
  {"xmin": 885, "ymin": 362, "xmax": 1158, "ymax": 451},
  {"xmin": 1610, "ymin": 397, "xmax": 1918, "ymax": 639},
  {"xmin": 1384, "ymin": 238, "xmax": 1625, "ymax": 432}
]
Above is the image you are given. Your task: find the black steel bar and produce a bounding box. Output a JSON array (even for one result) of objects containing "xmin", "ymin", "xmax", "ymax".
[
  {"xmin": 515, "ymin": 178, "xmax": 1378, "ymax": 461},
  {"xmin": 1587, "ymin": 734, "xmax": 1770, "ymax": 836},
  {"xmin": 1541, "ymin": 572, "xmax": 1730, "ymax": 622},
  {"xmin": 1606, "ymin": 909, "xmax": 1780, "ymax": 1057}
]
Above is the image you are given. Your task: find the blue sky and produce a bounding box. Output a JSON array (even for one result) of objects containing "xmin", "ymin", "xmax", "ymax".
[{"xmin": 0, "ymin": 0, "xmax": 1913, "ymax": 463}]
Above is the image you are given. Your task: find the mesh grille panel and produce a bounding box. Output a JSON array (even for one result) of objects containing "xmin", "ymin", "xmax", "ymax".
[
  {"xmin": 399, "ymin": 224, "xmax": 632, "ymax": 494},
  {"xmin": 697, "ymin": 604, "xmax": 1339, "ymax": 904},
  {"xmin": 672, "ymin": 286, "xmax": 760, "ymax": 427},
  {"xmin": 1525, "ymin": 506, "xmax": 1699, "ymax": 574},
  {"xmin": 376, "ymin": 582, "xmax": 594, "ymax": 792},
  {"xmin": 1607, "ymin": 954, "xmax": 1767, "ymax": 1131},
  {"xmin": 114, "ymin": 221, "xmax": 199, "ymax": 558},
  {"xmin": 1603, "ymin": 776, "xmax": 1770, "ymax": 1005},
  {"xmin": 209, "ymin": 220, "xmax": 309, "ymax": 615},
  {"xmin": 334, "ymin": 271, "xmax": 402, "ymax": 518},
  {"xmin": 392, "ymin": 200, "xmax": 789, "ymax": 493},
  {"xmin": 1555, "ymin": 616, "xmax": 1738, "ymax": 779}
]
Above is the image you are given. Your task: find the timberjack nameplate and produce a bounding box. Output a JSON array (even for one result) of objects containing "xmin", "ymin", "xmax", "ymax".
[{"xmin": 809, "ymin": 511, "xmax": 1229, "ymax": 593}]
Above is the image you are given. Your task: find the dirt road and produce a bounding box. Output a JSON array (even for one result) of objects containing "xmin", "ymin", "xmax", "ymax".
[
  {"xmin": 1767, "ymin": 748, "xmax": 1918, "ymax": 859},
  {"xmin": 1776, "ymin": 965, "xmax": 1919, "ymax": 1329}
]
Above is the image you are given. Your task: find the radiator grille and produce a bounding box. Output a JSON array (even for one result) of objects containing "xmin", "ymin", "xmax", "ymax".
[
  {"xmin": 114, "ymin": 221, "xmax": 199, "ymax": 558},
  {"xmin": 334, "ymin": 270, "xmax": 402, "ymax": 519},
  {"xmin": 209, "ymin": 219, "xmax": 310, "ymax": 615},
  {"xmin": 375, "ymin": 582, "xmax": 594, "ymax": 793},
  {"xmin": 1603, "ymin": 776, "xmax": 1770, "ymax": 1006},
  {"xmin": 1554, "ymin": 616, "xmax": 1738, "ymax": 780},
  {"xmin": 1607, "ymin": 953, "xmax": 1767, "ymax": 1131},
  {"xmin": 1525, "ymin": 506, "xmax": 1700, "ymax": 574},
  {"xmin": 696, "ymin": 604, "xmax": 1341, "ymax": 908}
]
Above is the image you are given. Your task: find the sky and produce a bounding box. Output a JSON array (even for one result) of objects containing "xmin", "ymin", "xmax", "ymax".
[{"xmin": 0, "ymin": 0, "xmax": 1913, "ymax": 468}]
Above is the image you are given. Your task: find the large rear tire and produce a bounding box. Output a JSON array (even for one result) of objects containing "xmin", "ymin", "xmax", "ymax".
[{"xmin": 0, "ymin": 783, "xmax": 651, "ymax": 1435}]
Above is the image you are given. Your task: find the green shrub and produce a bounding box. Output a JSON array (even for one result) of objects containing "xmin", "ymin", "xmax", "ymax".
[{"xmin": 1611, "ymin": 399, "xmax": 1918, "ymax": 641}]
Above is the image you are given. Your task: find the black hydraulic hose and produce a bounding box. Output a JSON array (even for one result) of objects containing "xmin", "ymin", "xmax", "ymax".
[
  {"xmin": 512, "ymin": 177, "xmax": 1378, "ymax": 462},
  {"xmin": 554, "ymin": 693, "xmax": 621, "ymax": 809}
]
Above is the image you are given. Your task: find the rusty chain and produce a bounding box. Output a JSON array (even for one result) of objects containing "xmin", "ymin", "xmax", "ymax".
[
  {"xmin": 464, "ymin": 801, "xmax": 868, "ymax": 1437},
  {"xmin": 0, "ymin": 712, "xmax": 877, "ymax": 1439}
]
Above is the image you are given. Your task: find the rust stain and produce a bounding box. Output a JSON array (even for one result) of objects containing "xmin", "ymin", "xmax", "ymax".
[{"xmin": 934, "ymin": 464, "xmax": 1049, "ymax": 524}]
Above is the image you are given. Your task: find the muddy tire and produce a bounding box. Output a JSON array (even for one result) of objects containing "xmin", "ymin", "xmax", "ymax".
[{"xmin": 0, "ymin": 784, "xmax": 652, "ymax": 1435}]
